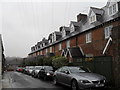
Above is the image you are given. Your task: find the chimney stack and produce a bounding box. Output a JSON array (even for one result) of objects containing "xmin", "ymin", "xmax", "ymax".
[{"xmin": 77, "ymin": 13, "xmax": 87, "ymax": 22}]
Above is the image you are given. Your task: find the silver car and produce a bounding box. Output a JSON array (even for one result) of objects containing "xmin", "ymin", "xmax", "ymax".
[
  {"xmin": 32, "ymin": 66, "xmax": 42, "ymax": 77},
  {"xmin": 53, "ymin": 66, "xmax": 106, "ymax": 90}
]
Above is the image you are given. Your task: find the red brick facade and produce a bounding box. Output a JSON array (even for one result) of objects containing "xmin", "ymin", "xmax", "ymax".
[{"xmin": 29, "ymin": 20, "xmax": 120, "ymax": 58}]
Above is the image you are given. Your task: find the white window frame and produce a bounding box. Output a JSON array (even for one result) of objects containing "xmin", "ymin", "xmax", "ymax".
[
  {"xmin": 59, "ymin": 43, "xmax": 62, "ymax": 50},
  {"xmin": 50, "ymin": 47, "xmax": 52, "ymax": 53},
  {"xmin": 43, "ymin": 43, "xmax": 45, "ymax": 47},
  {"xmin": 104, "ymin": 25, "xmax": 113, "ymax": 39},
  {"xmin": 66, "ymin": 40, "xmax": 70, "ymax": 48},
  {"xmin": 108, "ymin": 3, "xmax": 118, "ymax": 16},
  {"xmin": 62, "ymin": 28, "xmax": 66, "ymax": 37},
  {"xmin": 40, "ymin": 51, "xmax": 42, "ymax": 55},
  {"xmin": 46, "ymin": 49, "xmax": 48, "ymax": 54},
  {"xmin": 70, "ymin": 24, "xmax": 75, "ymax": 33},
  {"xmin": 89, "ymin": 15, "xmax": 96, "ymax": 23},
  {"xmin": 86, "ymin": 33, "xmax": 92, "ymax": 43},
  {"xmin": 53, "ymin": 33, "xmax": 56, "ymax": 42}
]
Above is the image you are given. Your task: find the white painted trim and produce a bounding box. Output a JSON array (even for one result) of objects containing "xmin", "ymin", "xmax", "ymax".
[
  {"xmin": 65, "ymin": 49, "xmax": 69, "ymax": 57},
  {"xmin": 65, "ymin": 49, "xmax": 72, "ymax": 58},
  {"xmin": 79, "ymin": 46, "xmax": 84, "ymax": 56},
  {"xmin": 102, "ymin": 37, "xmax": 112, "ymax": 54}
]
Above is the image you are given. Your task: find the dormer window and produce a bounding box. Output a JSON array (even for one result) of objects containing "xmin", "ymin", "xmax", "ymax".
[
  {"xmin": 62, "ymin": 28, "xmax": 66, "ymax": 37},
  {"xmin": 108, "ymin": 3, "xmax": 118, "ymax": 15},
  {"xmin": 89, "ymin": 15, "xmax": 96, "ymax": 23},
  {"xmin": 38, "ymin": 45, "xmax": 40, "ymax": 49},
  {"xmin": 70, "ymin": 24, "xmax": 75, "ymax": 33},
  {"xmin": 43, "ymin": 43, "xmax": 45, "ymax": 47},
  {"xmin": 40, "ymin": 44, "xmax": 42, "ymax": 48}
]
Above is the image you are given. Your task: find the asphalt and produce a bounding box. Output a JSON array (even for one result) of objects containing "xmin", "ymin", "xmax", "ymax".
[
  {"xmin": 0, "ymin": 71, "xmax": 120, "ymax": 90},
  {"xmin": 1, "ymin": 71, "xmax": 68, "ymax": 90}
]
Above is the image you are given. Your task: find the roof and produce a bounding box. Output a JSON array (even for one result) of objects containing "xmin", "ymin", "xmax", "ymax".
[
  {"xmin": 54, "ymin": 31, "xmax": 62, "ymax": 36},
  {"xmin": 90, "ymin": 7, "xmax": 104, "ymax": 15},
  {"xmin": 29, "ymin": 0, "xmax": 120, "ymax": 55},
  {"xmin": 60, "ymin": 26, "xmax": 70, "ymax": 32},
  {"xmin": 64, "ymin": 26, "xmax": 70, "ymax": 32},
  {"xmin": 61, "ymin": 49, "xmax": 67, "ymax": 56},
  {"xmin": 48, "ymin": 33, "xmax": 52, "ymax": 40},
  {"xmin": 70, "ymin": 21, "xmax": 80, "ymax": 27},
  {"xmin": 42, "ymin": 38, "xmax": 48, "ymax": 43},
  {"xmin": 37, "ymin": 41, "xmax": 42, "ymax": 45},
  {"xmin": 66, "ymin": 47, "xmax": 84, "ymax": 58}
]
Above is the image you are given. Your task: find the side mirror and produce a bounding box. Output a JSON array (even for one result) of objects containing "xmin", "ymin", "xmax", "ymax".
[
  {"xmin": 41, "ymin": 69, "xmax": 45, "ymax": 71},
  {"xmin": 65, "ymin": 70, "xmax": 70, "ymax": 74}
]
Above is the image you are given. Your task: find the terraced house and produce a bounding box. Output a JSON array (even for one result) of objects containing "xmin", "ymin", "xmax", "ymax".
[
  {"xmin": 29, "ymin": 0, "xmax": 120, "ymax": 60},
  {"xmin": 28, "ymin": 0, "xmax": 120, "ymax": 87}
]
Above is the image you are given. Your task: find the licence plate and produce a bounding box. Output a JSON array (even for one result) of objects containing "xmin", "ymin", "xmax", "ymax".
[{"xmin": 96, "ymin": 84, "xmax": 104, "ymax": 87}]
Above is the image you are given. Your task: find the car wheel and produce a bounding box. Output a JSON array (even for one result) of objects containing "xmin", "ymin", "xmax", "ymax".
[
  {"xmin": 53, "ymin": 76, "xmax": 58, "ymax": 85},
  {"xmin": 71, "ymin": 80, "xmax": 78, "ymax": 90},
  {"xmin": 37, "ymin": 74, "xmax": 40, "ymax": 79},
  {"xmin": 43, "ymin": 75, "xmax": 47, "ymax": 80}
]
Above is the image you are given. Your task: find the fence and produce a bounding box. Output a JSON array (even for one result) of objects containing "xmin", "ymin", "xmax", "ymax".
[{"xmin": 72, "ymin": 56, "xmax": 113, "ymax": 83}]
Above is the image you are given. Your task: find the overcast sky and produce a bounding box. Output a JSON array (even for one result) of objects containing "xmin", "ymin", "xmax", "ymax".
[{"xmin": 0, "ymin": 0, "xmax": 108, "ymax": 57}]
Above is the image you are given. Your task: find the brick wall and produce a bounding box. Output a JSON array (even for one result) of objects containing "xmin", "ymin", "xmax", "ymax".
[
  {"xmin": 70, "ymin": 37, "xmax": 77, "ymax": 47},
  {"xmin": 112, "ymin": 25, "xmax": 120, "ymax": 87},
  {"xmin": 29, "ymin": 20, "xmax": 119, "ymax": 58}
]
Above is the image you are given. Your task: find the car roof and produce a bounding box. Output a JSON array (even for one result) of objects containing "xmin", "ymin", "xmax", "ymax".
[
  {"xmin": 35, "ymin": 66, "xmax": 42, "ymax": 67},
  {"xmin": 62, "ymin": 66, "xmax": 83, "ymax": 68}
]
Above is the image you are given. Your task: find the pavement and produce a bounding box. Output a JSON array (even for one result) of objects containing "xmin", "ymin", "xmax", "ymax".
[{"xmin": 0, "ymin": 72, "xmax": 12, "ymax": 90}]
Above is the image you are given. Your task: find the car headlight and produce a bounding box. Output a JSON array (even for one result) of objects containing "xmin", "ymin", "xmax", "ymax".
[
  {"xmin": 80, "ymin": 80, "xmax": 91, "ymax": 84},
  {"xmin": 46, "ymin": 72, "xmax": 50, "ymax": 76},
  {"xmin": 103, "ymin": 80, "xmax": 106, "ymax": 83}
]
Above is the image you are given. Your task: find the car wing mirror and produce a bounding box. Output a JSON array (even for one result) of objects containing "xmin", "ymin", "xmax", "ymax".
[
  {"xmin": 65, "ymin": 70, "xmax": 70, "ymax": 74},
  {"xmin": 41, "ymin": 69, "xmax": 45, "ymax": 71}
]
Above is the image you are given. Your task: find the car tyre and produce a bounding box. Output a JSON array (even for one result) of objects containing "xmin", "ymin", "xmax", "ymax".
[
  {"xmin": 71, "ymin": 80, "xmax": 78, "ymax": 90},
  {"xmin": 43, "ymin": 75, "xmax": 47, "ymax": 80},
  {"xmin": 53, "ymin": 76, "xmax": 58, "ymax": 85}
]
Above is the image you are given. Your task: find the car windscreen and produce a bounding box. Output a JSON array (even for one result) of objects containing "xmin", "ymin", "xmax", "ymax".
[
  {"xmin": 44, "ymin": 66, "xmax": 53, "ymax": 71},
  {"xmin": 29, "ymin": 67, "xmax": 34, "ymax": 70},
  {"xmin": 36, "ymin": 67, "xmax": 42, "ymax": 69},
  {"xmin": 69, "ymin": 67, "xmax": 90, "ymax": 73}
]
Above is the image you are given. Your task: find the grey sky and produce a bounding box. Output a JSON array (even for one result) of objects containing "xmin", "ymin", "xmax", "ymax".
[{"xmin": 1, "ymin": 0, "xmax": 108, "ymax": 57}]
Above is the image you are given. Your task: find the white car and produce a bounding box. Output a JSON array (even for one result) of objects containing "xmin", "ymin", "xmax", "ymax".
[{"xmin": 32, "ymin": 66, "xmax": 42, "ymax": 77}]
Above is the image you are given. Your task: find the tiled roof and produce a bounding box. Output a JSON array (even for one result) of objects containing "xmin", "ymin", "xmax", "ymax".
[
  {"xmin": 64, "ymin": 26, "xmax": 70, "ymax": 32},
  {"xmin": 71, "ymin": 21, "xmax": 80, "ymax": 27},
  {"xmin": 90, "ymin": 7, "xmax": 104, "ymax": 15},
  {"xmin": 29, "ymin": 0, "xmax": 120, "ymax": 54},
  {"xmin": 67, "ymin": 47, "xmax": 84, "ymax": 58}
]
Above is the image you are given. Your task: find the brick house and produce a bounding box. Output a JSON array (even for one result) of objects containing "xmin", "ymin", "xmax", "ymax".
[
  {"xmin": 28, "ymin": 0, "xmax": 120, "ymax": 86},
  {"xmin": 29, "ymin": 0, "xmax": 120, "ymax": 60}
]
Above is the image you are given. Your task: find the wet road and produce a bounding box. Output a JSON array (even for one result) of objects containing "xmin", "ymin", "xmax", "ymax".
[
  {"xmin": 4, "ymin": 71, "xmax": 67, "ymax": 89},
  {"xmin": 2, "ymin": 71, "xmax": 117, "ymax": 90}
]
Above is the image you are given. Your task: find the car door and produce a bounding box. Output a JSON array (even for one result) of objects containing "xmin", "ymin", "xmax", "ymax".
[
  {"xmin": 58, "ymin": 67, "xmax": 71, "ymax": 86},
  {"xmin": 40, "ymin": 67, "xmax": 45, "ymax": 78}
]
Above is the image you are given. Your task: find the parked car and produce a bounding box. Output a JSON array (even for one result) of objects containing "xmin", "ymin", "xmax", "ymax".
[
  {"xmin": 53, "ymin": 66, "xmax": 106, "ymax": 90},
  {"xmin": 24, "ymin": 66, "xmax": 34, "ymax": 75},
  {"xmin": 31, "ymin": 66, "xmax": 42, "ymax": 78},
  {"xmin": 27, "ymin": 66, "xmax": 35, "ymax": 75},
  {"xmin": 16, "ymin": 67, "xmax": 24, "ymax": 72},
  {"xmin": 38, "ymin": 66, "xmax": 54, "ymax": 80}
]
